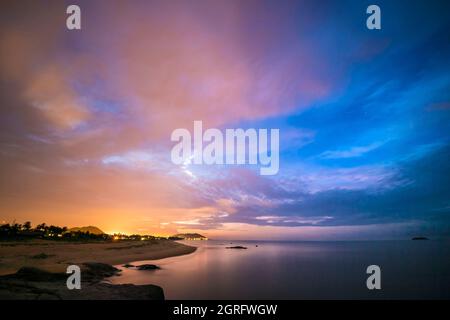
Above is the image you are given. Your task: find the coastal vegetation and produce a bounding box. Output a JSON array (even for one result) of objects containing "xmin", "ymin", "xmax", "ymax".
[
  {"xmin": 0, "ymin": 221, "xmax": 173, "ymax": 242},
  {"xmin": 0, "ymin": 222, "xmax": 107, "ymax": 241}
]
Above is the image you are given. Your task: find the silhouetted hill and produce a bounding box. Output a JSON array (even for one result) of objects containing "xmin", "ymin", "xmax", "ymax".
[
  {"xmin": 171, "ymin": 233, "xmax": 207, "ymax": 240},
  {"xmin": 69, "ymin": 226, "xmax": 104, "ymax": 235}
]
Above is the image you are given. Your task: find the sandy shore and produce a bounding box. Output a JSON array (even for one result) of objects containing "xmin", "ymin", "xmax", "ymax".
[{"xmin": 0, "ymin": 239, "xmax": 196, "ymax": 276}]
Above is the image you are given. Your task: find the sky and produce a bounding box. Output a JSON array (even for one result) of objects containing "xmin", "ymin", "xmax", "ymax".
[{"xmin": 0, "ymin": 0, "xmax": 449, "ymax": 240}]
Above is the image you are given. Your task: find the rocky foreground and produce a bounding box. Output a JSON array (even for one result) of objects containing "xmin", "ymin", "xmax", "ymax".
[{"xmin": 0, "ymin": 262, "xmax": 164, "ymax": 300}]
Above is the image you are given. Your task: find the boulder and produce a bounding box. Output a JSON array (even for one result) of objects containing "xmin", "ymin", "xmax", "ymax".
[
  {"xmin": 137, "ymin": 264, "xmax": 161, "ymax": 270},
  {"xmin": 226, "ymin": 246, "xmax": 247, "ymax": 249}
]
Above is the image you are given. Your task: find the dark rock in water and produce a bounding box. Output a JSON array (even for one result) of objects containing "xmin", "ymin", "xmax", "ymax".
[
  {"xmin": 82, "ymin": 262, "xmax": 121, "ymax": 281},
  {"xmin": 226, "ymin": 246, "xmax": 247, "ymax": 249},
  {"xmin": 0, "ymin": 266, "xmax": 164, "ymax": 300},
  {"xmin": 83, "ymin": 262, "xmax": 120, "ymax": 273},
  {"xmin": 412, "ymin": 237, "xmax": 429, "ymax": 240},
  {"xmin": 122, "ymin": 264, "xmax": 135, "ymax": 268},
  {"xmin": 137, "ymin": 264, "xmax": 161, "ymax": 270},
  {"xmin": 255, "ymin": 245, "xmax": 258, "ymax": 247}
]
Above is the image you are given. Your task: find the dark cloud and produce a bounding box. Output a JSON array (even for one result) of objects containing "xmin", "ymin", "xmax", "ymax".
[{"xmin": 208, "ymin": 145, "xmax": 450, "ymax": 237}]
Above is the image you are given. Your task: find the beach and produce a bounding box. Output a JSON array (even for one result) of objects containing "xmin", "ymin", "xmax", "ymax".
[
  {"xmin": 0, "ymin": 239, "xmax": 196, "ymax": 299},
  {"xmin": 0, "ymin": 239, "xmax": 196, "ymax": 276}
]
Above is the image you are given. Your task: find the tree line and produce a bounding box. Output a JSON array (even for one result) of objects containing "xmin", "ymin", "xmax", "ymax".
[{"xmin": 0, "ymin": 222, "xmax": 109, "ymax": 241}]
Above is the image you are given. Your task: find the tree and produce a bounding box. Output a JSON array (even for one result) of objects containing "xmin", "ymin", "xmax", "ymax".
[
  {"xmin": 23, "ymin": 221, "xmax": 32, "ymax": 231},
  {"xmin": 36, "ymin": 223, "xmax": 48, "ymax": 232},
  {"xmin": 11, "ymin": 223, "xmax": 21, "ymax": 234}
]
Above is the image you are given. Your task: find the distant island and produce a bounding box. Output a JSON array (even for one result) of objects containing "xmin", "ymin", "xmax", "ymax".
[
  {"xmin": 170, "ymin": 233, "xmax": 208, "ymax": 240},
  {"xmin": 412, "ymin": 236, "xmax": 429, "ymax": 240}
]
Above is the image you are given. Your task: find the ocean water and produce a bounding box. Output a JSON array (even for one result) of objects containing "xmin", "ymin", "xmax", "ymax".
[{"xmin": 108, "ymin": 240, "xmax": 450, "ymax": 299}]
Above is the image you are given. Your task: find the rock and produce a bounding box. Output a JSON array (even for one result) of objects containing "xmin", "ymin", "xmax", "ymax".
[
  {"xmin": 226, "ymin": 246, "xmax": 247, "ymax": 249},
  {"xmin": 122, "ymin": 264, "xmax": 135, "ymax": 268},
  {"xmin": 82, "ymin": 262, "xmax": 121, "ymax": 281},
  {"xmin": 63, "ymin": 283, "xmax": 165, "ymax": 300},
  {"xmin": 4, "ymin": 267, "xmax": 66, "ymax": 282},
  {"xmin": 0, "ymin": 266, "xmax": 164, "ymax": 300},
  {"xmin": 412, "ymin": 237, "xmax": 429, "ymax": 240},
  {"xmin": 137, "ymin": 264, "xmax": 161, "ymax": 270}
]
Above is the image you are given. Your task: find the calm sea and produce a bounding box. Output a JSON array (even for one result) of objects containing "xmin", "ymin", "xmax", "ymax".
[{"xmin": 108, "ymin": 240, "xmax": 450, "ymax": 299}]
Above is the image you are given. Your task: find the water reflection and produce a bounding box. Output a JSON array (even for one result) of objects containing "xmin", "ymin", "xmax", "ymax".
[{"xmin": 108, "ymin": 240, "xmax": 450, "ymax": 299}]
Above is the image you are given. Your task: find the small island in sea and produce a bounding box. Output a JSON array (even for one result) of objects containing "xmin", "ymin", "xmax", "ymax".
[
  {"xmin": 170, "ymin": 233, "xmax": 208, "ymax": 240},
  {"xmin": 0, "ymin": 221, "xmax": 196, "ymax": 299},
  {"xmin": 412, "ymin": 236, "xmax": 429, "ymax": 240}
]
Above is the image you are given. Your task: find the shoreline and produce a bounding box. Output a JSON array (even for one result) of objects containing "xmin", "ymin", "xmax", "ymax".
[
  {"xmin": 0, "ymin": 239, "xmax": 196, "ymax": 276},
  {"xmin": 0, "ymin": 239, "xmax": 196, "ymax": 299}
]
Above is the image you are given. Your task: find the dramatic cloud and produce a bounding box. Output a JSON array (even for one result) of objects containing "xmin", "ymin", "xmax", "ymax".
[{"xmin": 0, "ymin": 0, "xmax": 449, "ymax": 239}]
